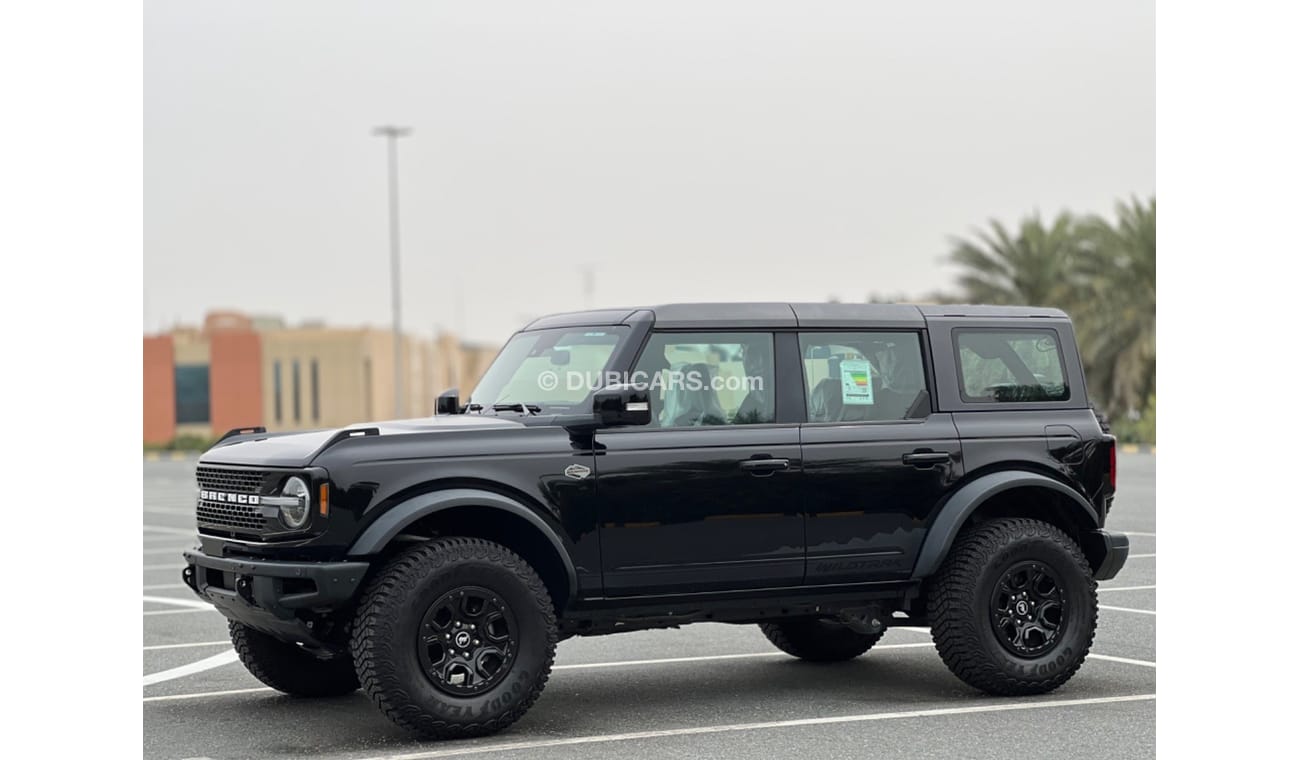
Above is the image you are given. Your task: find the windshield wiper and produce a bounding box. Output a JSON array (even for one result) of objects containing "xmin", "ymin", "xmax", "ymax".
[{"xmin": 492, "ymin": 402, "xmax": 541, "ymax": 415}]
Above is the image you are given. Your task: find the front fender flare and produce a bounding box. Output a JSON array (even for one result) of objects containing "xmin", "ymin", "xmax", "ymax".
[
  {"xmin": 910, "ymin": 471, "xmax": 1100, "ymax": 580},
  {"xmin": 347, "ymin": 488, "xmax": 578, "ymax": 596}
]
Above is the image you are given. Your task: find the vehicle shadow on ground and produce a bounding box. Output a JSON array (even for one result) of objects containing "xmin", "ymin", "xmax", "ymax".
[{"xmin": 144, "ymin": 652, "xmax": 1148, "ymax": 760}]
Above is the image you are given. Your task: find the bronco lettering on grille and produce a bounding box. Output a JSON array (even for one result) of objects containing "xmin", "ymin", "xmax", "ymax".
[{"xmin": 199, "ymin": 490, "xmax": 261, "ymax": 505}]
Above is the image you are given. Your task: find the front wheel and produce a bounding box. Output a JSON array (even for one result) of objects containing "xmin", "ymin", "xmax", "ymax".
[
  {"xmin": 927, "ymin": 518, "xmax": 1097, "ymax": 696},
  {"xmin": 350, "ymin": 537, "xmax": 557, "ymax": 738}
]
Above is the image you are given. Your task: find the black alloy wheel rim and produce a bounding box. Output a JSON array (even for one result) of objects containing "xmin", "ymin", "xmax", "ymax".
[
  {"xmin": 989, "ymin": 561, "xmax": 1067, "ymax": 657},
  {"xmin": 417, "ymin": 585, "xmax": 519, "ymax": 696}
]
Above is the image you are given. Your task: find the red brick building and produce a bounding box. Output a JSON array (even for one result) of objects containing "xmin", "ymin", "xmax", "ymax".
[{"xmin": 143, "ymin": 312, "xmax": 497, "ymax": 446}]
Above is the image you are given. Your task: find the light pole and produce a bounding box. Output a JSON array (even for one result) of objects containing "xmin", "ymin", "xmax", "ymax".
[{"xmin": 373, "ymin": 125, "xmax": 412, "ymax": 418}]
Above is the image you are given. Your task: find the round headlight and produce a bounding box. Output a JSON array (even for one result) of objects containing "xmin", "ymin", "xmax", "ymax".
[{"xmin": 279, "ymin": 476, "xmax": 311, "ymax": 529}]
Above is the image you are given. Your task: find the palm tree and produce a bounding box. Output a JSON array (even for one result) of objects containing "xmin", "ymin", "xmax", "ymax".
[
  {"xmin": 946, "ymin": 212, "xmax": 1083, "ymax": 307},
  {"xmin": 1074, "ymin": 197, "xmax": 1156, "ymax": 417}
]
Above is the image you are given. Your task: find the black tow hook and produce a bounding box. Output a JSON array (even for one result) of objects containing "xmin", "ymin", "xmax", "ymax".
[
  {"xmin": 837, "ymin": 604, "xmax": 887, "ymax": 634},
  {"xmin": 236, "ymin": 575, "xmax": 255, "ymax": 604}
]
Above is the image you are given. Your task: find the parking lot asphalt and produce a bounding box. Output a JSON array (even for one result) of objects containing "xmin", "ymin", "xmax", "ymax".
[{"xmin": 143, "ymin": 453, "xmax": 1156, "ymax": 760}]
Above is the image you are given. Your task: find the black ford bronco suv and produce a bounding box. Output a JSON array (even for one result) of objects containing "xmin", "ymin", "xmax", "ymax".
[{"xmin": 182, "ymin": 302, "xmax": 1128, "ymax": 738}]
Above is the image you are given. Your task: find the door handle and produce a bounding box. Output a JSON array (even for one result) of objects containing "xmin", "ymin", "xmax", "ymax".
[
  {"xmin": 902, "ymin": 451, "xmax": 951, "ymax": 468},
  {"xmin": 740, "ymin": 458, "xmax": 790, "ymax": 475}
]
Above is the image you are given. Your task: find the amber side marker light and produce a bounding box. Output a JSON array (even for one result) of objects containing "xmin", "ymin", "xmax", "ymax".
[{"xmin": 319, "ymin": 484, "xmax": 330, "ymax": 517}]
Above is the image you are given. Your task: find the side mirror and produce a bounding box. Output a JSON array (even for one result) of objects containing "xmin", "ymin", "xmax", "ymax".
[
  {"xmin": 593, "ymin": 384, "xmax": 652, "ymax": 427},
  {"xmin": 435, "ymin": 388, "xmax": 460, "ymax": 415}
]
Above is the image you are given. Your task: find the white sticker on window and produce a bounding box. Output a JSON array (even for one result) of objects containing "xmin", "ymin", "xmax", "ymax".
[{"xmin": 840, "ymin": 360, "xmax": 875, "ymax": 405}]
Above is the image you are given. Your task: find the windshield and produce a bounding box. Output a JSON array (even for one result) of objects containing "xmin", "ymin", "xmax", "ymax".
[{"xmin": 467, "ymin": 326, "xmax": 630, "ymax": 414}]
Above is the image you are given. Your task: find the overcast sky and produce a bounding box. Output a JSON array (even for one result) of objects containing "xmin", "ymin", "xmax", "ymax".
[{"xmin": 145, "ymin": 1, "xmax": 1153, "ymax": 344}]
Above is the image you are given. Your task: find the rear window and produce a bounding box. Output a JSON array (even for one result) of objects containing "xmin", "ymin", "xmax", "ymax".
[{"xmin": 955, "ymin": 329, "xmax": 1069, "ymax": 403}]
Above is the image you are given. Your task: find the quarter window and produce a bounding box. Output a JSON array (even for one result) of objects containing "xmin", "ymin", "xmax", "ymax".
[
  {"xmin": 632, "ymin": 332, "xmax": 774, "ymax": 427},
  {"xmin": 799, "ymin": 332, "xmax": 929, "ymax": 422},
  {"xmin": 956, "ymin": 330, "xmax": 1069, "ymax": 402}
]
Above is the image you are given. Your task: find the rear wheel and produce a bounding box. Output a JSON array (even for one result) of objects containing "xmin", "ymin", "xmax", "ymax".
[
  {"xmin": 228, "ymin": 621, "xmax": 359, "ymax": 697},
  {"xmin": 759, "ymin": 618, "xmax": 884, "ymax": 662},
  {"xmin": 927, "ymin": 518, "xmax": 1097, "ymax": 695},
  {"xmin": 350, "ymin": 537, "xmax": 557, "ymax": 738}
]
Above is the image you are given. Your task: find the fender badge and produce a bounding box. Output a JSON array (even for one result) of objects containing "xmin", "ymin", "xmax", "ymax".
[{"xmin": 564, "ymin": 463, "xmax": 591, "ymax": 480}]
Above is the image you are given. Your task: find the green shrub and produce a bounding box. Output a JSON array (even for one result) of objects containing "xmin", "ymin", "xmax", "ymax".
[
  {"xmin": 1109, "ymin": 394, "xmax": 1155, "ymax": 445},
  {"xmin": 144, "ymin": 434, "xmax": 216, "ymax": 453}
]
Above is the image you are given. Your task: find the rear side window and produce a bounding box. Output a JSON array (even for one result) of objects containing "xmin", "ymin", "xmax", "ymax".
[
  {"xmin": 799, "ymin": 332, "xmax": 929, "ymax": 422},
  {"xmin": 956, "ymin": 329, "xmax": 1069, "ymax": 403}
]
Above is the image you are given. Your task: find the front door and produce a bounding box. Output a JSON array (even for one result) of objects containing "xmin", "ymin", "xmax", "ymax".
[{"xmin": 595, "ymin": 331, "xmax": 805, "ymax": 596}]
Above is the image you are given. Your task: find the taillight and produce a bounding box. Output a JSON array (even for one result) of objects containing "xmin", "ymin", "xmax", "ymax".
[{"xmin": 1108, "ymin": 443, "xmax": 1117, "ymax": 489}]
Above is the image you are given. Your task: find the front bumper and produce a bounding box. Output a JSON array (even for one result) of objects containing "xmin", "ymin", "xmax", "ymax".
[
  {"xmin": 1084, "ymin": 529, "xmax": 1130, "ymax": 581},
  {"xmin": 182, "ymin": 549, "xmax": 369, "ymax": 646}
]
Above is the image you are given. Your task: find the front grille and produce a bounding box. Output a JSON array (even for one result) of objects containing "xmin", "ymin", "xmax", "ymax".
[
  {"xmin": 197, "ymin": 466, "xmax": 265, "ymax": 494},
  {"xmin": 196, "ymin": 501, "xmax": 266, "ymax": 531},
  {"xmin": 196, "ymin": 466, "xmax": 272, "ymax": 535}
]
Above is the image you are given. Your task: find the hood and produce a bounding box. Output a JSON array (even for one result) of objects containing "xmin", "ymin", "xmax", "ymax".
[{"xmin": 199, "ymin": 415, "xmax": 527, "ymax": 468}]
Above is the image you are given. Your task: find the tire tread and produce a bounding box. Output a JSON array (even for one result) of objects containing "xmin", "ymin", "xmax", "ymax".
[
  {"xmin": 349, "ymin": 537, "xmax": 557, "ymax": 739},
  {"xmin": 927, "ymin": 517, "xmax": 1097, "ymax": 696}
]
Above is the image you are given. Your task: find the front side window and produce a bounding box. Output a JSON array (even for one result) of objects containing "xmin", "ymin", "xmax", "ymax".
[
  {"xmin": 799, "ymin": 332, "xmax": 929, "ymax": 422},
  {"xmin": 632, "ymin": 332, "xmax": 774, "ymax": 427},
  {"xmin": 956, "ymin": 329, "xmax": 1069, "ymax": 402},
  {"xmin": 468, "ymin": 327, "xmax": 628, "ymax": 414}
]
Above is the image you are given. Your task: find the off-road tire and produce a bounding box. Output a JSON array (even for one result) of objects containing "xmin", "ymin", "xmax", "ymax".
[
  {"xmin": 927, "ymin": 517, "xmax": 1097, "ymax": 696},
  {"xmin": 350, "ymin": 537, "xmax": 557, "ymax": 739},
  {"xmin": 759, "ymin": 619, "xmax": 885, "ymax": 662},
  {"xmin": 229, "ymin": 620, "xmax": 360, "ymax": 697}
]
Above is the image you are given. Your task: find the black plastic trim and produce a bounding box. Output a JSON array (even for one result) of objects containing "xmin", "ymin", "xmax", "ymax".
[
  {"xmin": 216, "ymin": 426, "xmax": 267, "ymax": 445},
  {"xmin": 181, "ymin": 549, "xmax": 369, "ymax": 651},
  {"xmin": 1085, "ymin": 529, "xmax": 1130, "ymax": 581},
  {"xmin": 908, "ymin": 470, "xmax": 1100, "ymax": 579},
  {"xmin": 345, "ymin": 488, "xmax": 579, "ymax": 598}
]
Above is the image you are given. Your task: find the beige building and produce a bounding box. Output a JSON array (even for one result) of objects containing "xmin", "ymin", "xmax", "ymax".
[{"xmin": 258, "ymin": 328, "xmax": 498, "ymax": 430}]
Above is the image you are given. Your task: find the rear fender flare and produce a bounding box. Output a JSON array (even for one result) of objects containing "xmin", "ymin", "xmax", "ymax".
[{"xmin": 910, "ymin": 470, "xmax": 1099, "ymax": 580}]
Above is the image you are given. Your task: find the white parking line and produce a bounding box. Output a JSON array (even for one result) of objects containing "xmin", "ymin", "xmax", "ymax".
[
  {"xmin": 144, "ymin": 650, "xmax": 240, "ymax": 687},
  {"xmin": 145, "ymin": 686, "xmax": 272, "ymax": 702},
  {"xmin": 354, "ymin": 694, "xmax": 1157, "ymax": 759},
  {"xmin": 1098, "ymin": 585, "xmax": 1157, "ymax": 593},
  {"xmin": 554, "ymin": 643, "xmax": 933, "ymax": 671},
  {"xmin": 143, "ymin": 525, "xmax": 196, "ymax": 536},
  {"xmin": 142, "ymin": 644, "xmax": 1156, "ymax": 704},
  {"xmin": 1090, "ymin": 654, "xmax": 1156, "ymax": 668},
  {"xmin": 144, "ymin": 583, "xmax": 189, "ymax": 591},
  {"xmin": 1129, "ymin": 553, "xmax": 1156, "ymax": 559},
  {"xmin": 144, "ymin": 594, "xmax": 212, "ymax": 610},
  {"xmin": 1122, "ymin": 531, "xmax": 1157, "ymax": 537},
  {"xmin": 1100, "ymin": 605, "xmax": 1156, "ymax": 616},
  {"xmin": 145, "ymin": 608, "xmax": 219, "ymax": 617},
  {"xmin": 144, "ymin": 641, "xmax": 229, "ymax": 651}
]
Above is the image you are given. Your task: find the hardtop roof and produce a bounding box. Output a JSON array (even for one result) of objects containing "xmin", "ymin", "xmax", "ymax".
[{"xmin": 522, "ymin": 302, "xmax": 1067, "ymax": 331}]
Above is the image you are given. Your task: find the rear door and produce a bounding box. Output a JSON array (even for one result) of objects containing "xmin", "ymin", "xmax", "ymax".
[{"xmin": 798, "ymin": 329, "xmax": 963, "ymax": 583}]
